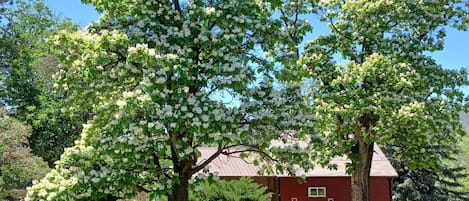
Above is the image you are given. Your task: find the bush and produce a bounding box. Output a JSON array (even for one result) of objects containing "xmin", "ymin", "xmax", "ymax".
[{"xmin": 190, "ymin": 177, "xmax": 271, "ymax": 201}]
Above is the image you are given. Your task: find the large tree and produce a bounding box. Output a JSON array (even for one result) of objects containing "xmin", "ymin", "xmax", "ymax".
[
  {"xmin": 291, "ymin": 1, "xmax": 469, "ymax": 201},
  {"xmin": 26, "ymin": 1, "xmax": 311, "ymax": 201},
  {"xmin": 1, "ymin": 0, "xmax": 59, "ymax": 112},
  {"xmin": 0, "ymin": 0, "xmax": 81, "ymax": 166}
]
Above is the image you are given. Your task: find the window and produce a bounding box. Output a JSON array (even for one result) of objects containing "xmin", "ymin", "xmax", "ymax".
[{"xmin": 308, "ymin": 187, "xmax": 326, "ymax": 198}]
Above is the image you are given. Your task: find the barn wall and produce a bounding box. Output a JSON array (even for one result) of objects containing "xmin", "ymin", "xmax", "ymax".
[
  {"xmin": 279, "ymin": 177, "xmax": 392, "ymax": 201},
  {"xmin": 280, "ymin": 177, "xmax": 351, "ymax": 201},
  {"xmin": 370, "ymin": 177, "xmax": 393, "ymax": 201}
]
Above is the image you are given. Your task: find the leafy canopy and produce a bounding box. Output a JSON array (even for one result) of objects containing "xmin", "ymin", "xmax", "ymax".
[
  {"xmin": 26, "ymin": 0, "xmax": 312, "ymax": 200},
  {"xmin": 292, "ymin": 0, "xmax": 469, "ymax": 172}
]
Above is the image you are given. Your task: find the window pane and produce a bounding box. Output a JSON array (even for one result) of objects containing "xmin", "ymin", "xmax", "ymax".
[
  {"xmin": 318, "ymin": 188, "xmax": 325, "ymax": 196},
  {"xmin": 310, "ymin": 189, "xmax": 318, "ymax": 196},
  {"xmin": 309, "ymin": 187, "xmax": 326, "ymax": 197}
]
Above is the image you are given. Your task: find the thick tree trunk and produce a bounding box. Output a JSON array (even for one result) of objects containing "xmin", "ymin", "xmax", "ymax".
[
  {"xmin": 351, "ymin": 141, "xmax": 374, "ymax": 201},
  {"xmin": 168, "ymin": 176, "xmax": 190, "ymax": 201}
]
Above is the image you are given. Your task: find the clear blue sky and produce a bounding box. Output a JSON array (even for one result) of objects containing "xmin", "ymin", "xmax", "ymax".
[
  {"xmin": 45, "ymin": 0, "xmax": 100, "ymax": 28},
  {"xmin": 46, "ymin": 0, "xmax": 469, "ymax": 90}
]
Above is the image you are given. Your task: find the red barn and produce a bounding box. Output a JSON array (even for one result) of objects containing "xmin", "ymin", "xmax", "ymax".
[{"xmin": 198, "ymin": 145, "xmax": 397, "ymax": 201}]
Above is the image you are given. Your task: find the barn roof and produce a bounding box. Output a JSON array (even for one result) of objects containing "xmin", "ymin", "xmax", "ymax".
[{"xmin": 197, "ymin": 144, "xmax": 397, "ymax": 177}]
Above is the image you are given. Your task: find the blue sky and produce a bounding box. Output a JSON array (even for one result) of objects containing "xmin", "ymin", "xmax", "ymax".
[
  {"xmin": 46, "ymin": 0, "xmax": 469, "ymax": 87},
  {"xmin": 45, "ymin": 0, "xmax": 100, "ymax": 28}
]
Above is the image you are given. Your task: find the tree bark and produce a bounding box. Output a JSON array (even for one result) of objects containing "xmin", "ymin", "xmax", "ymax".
[
  {"xmin": 351, "ymin": 141, "xmax": 374, "ymax": 201},
  {"xmin": 167, "ymin": 137, "xmax": 193, "ymax": 201},
  {"xmin": 168, "ymin": 176, "xmax": 190, "ymax": 201}
]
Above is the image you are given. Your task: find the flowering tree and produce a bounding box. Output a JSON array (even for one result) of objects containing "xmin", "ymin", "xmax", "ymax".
[
  {"xmin": 291, "ymin": 1, "xmax": 469, "ymax": 201},
  {"xmin": 26, "ymin": 1, "xmax": 312, "ymax": 201}
]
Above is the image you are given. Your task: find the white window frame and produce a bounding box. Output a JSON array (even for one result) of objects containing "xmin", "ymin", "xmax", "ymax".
[{"xmin": 308, "ymin": 187, "xmax": 326, "ymax": 198}]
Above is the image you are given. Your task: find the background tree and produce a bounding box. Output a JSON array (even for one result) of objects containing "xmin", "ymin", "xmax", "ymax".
[
  {"xmin": 26, "ymin": 1, "xmax": 311, "ymax": 201},
  {"xmin": 381, "ymin": 111, "xmax": 469, "ymax": 201},
  {"xmin": 0, "ymin": 109, "xmax": 49, "ymax": 201},
  {"xmin": 384, "ymin": 144, "xmax": 468, "ymax": 201},
  {"xmin": 1, "ymin": 0, "xmax": 57, "ymax": 112},
  {"xmin": 0, "ymin": 0, "xmax": 81, "ymax": 166},
  {"xmin": 289, "ymin": 1, "xmax": 469, "ymax": 201}
]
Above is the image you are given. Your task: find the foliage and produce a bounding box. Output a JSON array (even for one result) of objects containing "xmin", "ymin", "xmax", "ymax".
[
  {"xmin": 0, "ymin": 177, "xmax": 6, "ymax": 201},
  {"xmin": 285, "ymin": 1, "xmax": 469, "ymax": 200},
  {"xmin": 189, "ymin": 177, "xmax": 271, "ymax": 201},
  {"xmin": 25, "ymin": 56, "xmax": 87, "ymax": 165},
  {"xmin": 24, "ymin": 1, "xmax": 469, "ymax": 201},
  {"xmin": 383, "ymin": 113, "xmax": 469, "ymax": 201},
  {"xmin": 0, "ymin": 110, "xmax": 49, "ymax": 200},
  {"xmin": 448, "ymin": 113, "xmax": 469, "ymax": 195},
  {"xmin": 1, "ymin": 0, "xmax": 66, "ymax": 111},
  {"xmin": 384, "ymin": 145, "xmax": 468, "ymax": 201},
  {"xmin": 455, "ymin": 135, "xmax": 469, "ymax": 193},
  {"xmin": 26, "ymin": 1, "xmax": 311, "ymax": 201},
  {"xmin": 299, "ymin": 0, "xmax": 469, "ymax": 169},
  {"xmin": 0, "ymin": 0, "xmax": 81, "ymax": 166}
]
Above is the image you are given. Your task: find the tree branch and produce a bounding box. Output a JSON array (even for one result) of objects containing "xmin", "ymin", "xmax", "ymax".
[
  {"xmin": 172, "ymin": 0, "xmax": 181, "ymax": 13},
  {"xmin": 191, "ymin": 143, "xmax": 223, "ymax": 173}
]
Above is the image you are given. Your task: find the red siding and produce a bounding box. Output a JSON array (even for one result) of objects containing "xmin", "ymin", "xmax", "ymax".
[
  {"xmin": 280, "ymin": 177, "xmax": 392, "ymax": 201},
  {"xmin": 370, "ymin": 177, "xmax": 392, "ymax": 201}
]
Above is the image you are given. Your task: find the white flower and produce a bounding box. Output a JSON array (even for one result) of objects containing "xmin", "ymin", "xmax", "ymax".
[
  {"xmin": 38, "ymin": 189, "xmax": 48, "ymax": 197},
  {"xmin": 83, "ymin": 123, "xmax": 92, "ymax": 130},
  {"xmin": 201, "ymin": 115, "xmax": 209, "ymax": 122},
  {"xmin": 123, "ymin": 91, "xmax": 134, "ymax": 98},
  {"xmin": 204, "ymin": 7, "xmax": 216, "ymax": 15},
  {"xmin": 166, "ymin": 54, "xmax": 178, "ymax": 59},
  {"xmin": 116, "ymin": 100, "xmax": 127, "ymax": 107},
  {"xmin": 128, "ymin": 46, "xmax": 138, "ymax": 55},
  {"xmin": 156, "ymin": 77, "xmax": 166, "ymax": 84},
  {"xmin": 137, "ymin": 94, "xmax": 151, "ymax": 102}
]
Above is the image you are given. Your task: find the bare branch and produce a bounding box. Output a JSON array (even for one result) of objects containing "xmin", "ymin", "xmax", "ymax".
[{"xmin": 191, "ymin": 143, "xmax": 223, "ymax": 173}]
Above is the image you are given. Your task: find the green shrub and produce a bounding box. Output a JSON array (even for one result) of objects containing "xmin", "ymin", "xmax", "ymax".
[{"xmin": 190, "ymin": 177, "xmax": 271, "ymax": 201}]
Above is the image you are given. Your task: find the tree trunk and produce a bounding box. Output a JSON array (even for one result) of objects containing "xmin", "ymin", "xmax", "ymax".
[
  {"xmin": 167, "ymin": 173, "xmax": 190, "ymax": 201},
  {"xmin": 351, "ymin": 141, "xmax": 374, "ymax": 201}
]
